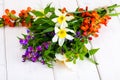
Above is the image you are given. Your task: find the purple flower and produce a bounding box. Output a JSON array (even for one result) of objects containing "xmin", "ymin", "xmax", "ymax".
[
  {"xmin": 41, "ymin": 59, "xmax": 45, "ymax": 64},
  {"xmin": 22, "ymin": 55, "xmax": 26, "ymax": 62},
  {"xmin": 26, "ymin": 35, "xmax": 31, "ymax": 40},
  {"xmin": 42, "ymin": 42, "xmax": 50, "ymax": 49},
  {"xmin": 75, "ymin": 31, "xmax": 83, "ymax": 39},
  {"xmin": 31, "ymin": 57, "xmax": 37, "ymax": 62},
  {"xmin": 27, "ymin": 29, "xmax": 30, "ymax": 34},
  {"xmin": 36, "ymin": 46, "xmax": 42, "ymax": 51},
  {"xmin": 76, "ymin": 31, "xmax": 80, "ymax": 36},
  {"xmin": 27, "ymin": 46, "xmax": 33, "ymax": 52},
  {"xmin": 35, "ymin": 52, "xmax": 40, "ymax": 58},
  {"xmin": 19, "ymin": 39, "xmax": 28, "ymax": 45}
]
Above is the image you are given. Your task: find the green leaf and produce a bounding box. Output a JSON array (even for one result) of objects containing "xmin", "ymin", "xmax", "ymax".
[
  {"xmin": 31, "ymin": 11, "xmax": 44, "ymax": 17},
  {"xmin": 34, "ymin": 18, "xmax": 42, "ymax": 24},
  {"xmin": 89, "ymin": 48, "xmax": 99, "ymax": 55},
  {"xmin": 87, "ymin": 58, "xmax": 98, "ymax": 65},
  {"xmin": 108, "ymin": 13, "xmax": 120, "ymax": 16},
  {"xmin": 25, "ymin": 15, "xmax": 31, "ymax": 24},
  {"xmin": 44, "ymin": 4, "xmax": 51, "ymax": 14},
  {"xmin": 79, "ymin": 54, "xmax": 84, "ymax": 60},
  {"xmin": 40, "ymin": 27, "xmax": 54, "ymax": 34}
]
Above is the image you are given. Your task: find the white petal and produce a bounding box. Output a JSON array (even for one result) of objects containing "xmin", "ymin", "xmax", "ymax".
[
  {"xmin": 60, "ymin": 22, "xmax": 68, "ymax": 29},
  {"xmin": 66, "ymin": 34, "xmax": 74, "ymax": 40},
  {"xmin": 52, "ymin": 18, "xmax": 57, "ymax": 23},
  {"xmin": 55, "ymin": 9, "xmax": 62, "ymax": 16},
  {"xmin": 55, "ymin": 27, "xmax": 59, "ymax": 33},
  {"xmin": 46, "ymin": 12, "xmax": 52, "ymax": 18},
  {"xmin": 55, "ymin": 23, "xmax": 61, "ymax": 27},
  {"xmin": 59, "ymin": 38, "xmax": 65, "ymax": 46},
  {"xmin": 33, "ymin": 17, "xmax": 39, "ymax": 21},
  {"xmin": 52, "ymin": 34, "xmax": 58, "ymax": 42},
  {"xmin": 66, "ymin": 16, "xmax": 74, "ymax": 21},
  {"xmin": 66, "ymin": 28, "xmax": 75, "ymax": 34},
  {"xmin": 55, "ymin": 54, "xmax": 65, "ymax": 61}
]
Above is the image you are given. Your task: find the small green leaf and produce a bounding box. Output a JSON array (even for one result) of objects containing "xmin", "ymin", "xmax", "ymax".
[
  {"xmin": 25, "ymin": 15, "xmax": 31, "ymax": 24},
  {"xmin": 79, "ymin": 54, "xmax": 84, "ymax": 60},
  {"xmin": 89, "ymin": 48, "xmax": 99, "ymax": 55},
  {"xmin": 32, "ymin": 11, "xmax": 44, "ymax": 17},
  {"xmin": 34, "ymin": 18, "xmax": 43, "ymax": 24},
  {"xmin": 87, "ymin": 58, "xmax": 98, "ymax": 65},
  {"xmin": 44, "ymin": 4, "xmax": 51, "ymax": 14},
  {"xmin": 41, "ymin": 27, "xmax": 54, "ymax": 34}
]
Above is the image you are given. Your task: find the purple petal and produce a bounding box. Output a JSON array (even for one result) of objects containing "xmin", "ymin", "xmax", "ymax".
[{"xmin": 36, "ymin": 46, "xmax": 42, "ymax": 51}]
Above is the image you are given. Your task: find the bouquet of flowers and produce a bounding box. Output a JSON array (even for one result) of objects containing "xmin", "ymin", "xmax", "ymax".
[{"xmin": 0, "ymin": 4, "xmax": 120, "ymax": 67}]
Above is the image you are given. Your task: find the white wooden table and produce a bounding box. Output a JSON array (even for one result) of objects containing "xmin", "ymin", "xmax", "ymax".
[{"xmin": 0, "ymin": 0, "xmax": 120, "ymax": 80}]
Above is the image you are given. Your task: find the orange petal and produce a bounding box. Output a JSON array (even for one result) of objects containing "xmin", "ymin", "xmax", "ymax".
[
  {"xmin": 11, "ymin": 10, "xmax": 16, "ymax": 14},
  {"xmin": 5, "ymin": 9, "xmax": 9, "ymax": 14}
]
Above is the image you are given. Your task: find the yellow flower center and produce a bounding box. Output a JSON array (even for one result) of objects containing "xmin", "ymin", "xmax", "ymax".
[
  {"xmin": 58, "ymin": 29, "xmax": 67, "ymax": 38},
  {"xmin": 57, "ymin": 15, "xmax": 66, "ymax": 24}
]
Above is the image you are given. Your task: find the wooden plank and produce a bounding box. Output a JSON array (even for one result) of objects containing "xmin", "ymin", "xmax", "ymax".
[
  {"xmin": 0, "ymin": 1, "xmax": 6, "ymax": 80},
  {"xmin": 52, "ymin": 0, "xmax": 100, "ymax": 80},
  {"xmin": 94, "ymin": 16, "xmax": 120, "ymax": 80},
  {"xmin": 0, "ymin": 65, "xmax": 6, "ymax": 80},
  {"xmin": 4, "ymin": 0, "xmax": 54, "ymax": 80},
  {"xmin": 0, "ymin": 0, "xmax": 5, "ymax": 66}
]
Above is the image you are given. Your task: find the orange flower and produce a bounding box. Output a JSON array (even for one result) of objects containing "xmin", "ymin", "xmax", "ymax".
[
  {"xmin": 2, "ymin": 9, "xmax": 17, "ymax": 27},
  {"xmin": 61, "ymin": 7, "xmax": 66, "ymax": 13},
  {"xmin": 80, "ymin": 8, "xmax": 111, "ymax": 38},
  {"xmin": 91, "ymin": 11, "xmax": 99, "ymax": 19}
]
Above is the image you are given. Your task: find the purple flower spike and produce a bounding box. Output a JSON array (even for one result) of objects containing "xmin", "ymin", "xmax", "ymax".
[
  {"xmin": 36, "ymin": 46, "xmax": 42, "ymax": 51},
  {"xmin": 27, "ymin": 46, "xmax": 33, "ymax": 52}
]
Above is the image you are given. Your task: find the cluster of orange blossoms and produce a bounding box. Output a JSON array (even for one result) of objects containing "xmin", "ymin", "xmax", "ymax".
[
  {"xmin": 1, "ymin": 6, "xmax": 111, "ymax": 38},
  {"xmin": 19, "ymin": 7, "xmax": 32, "ymax": 27},
  {"xmin": 79, "ymin": 7, "xmax": 111, "ymax": 37},
  {"xmin": 2, "ymin": 9, "xmax": 17, "ymax": 27},
  {"xmin": 2, "ymin": 7, "xmax": 32, "ymax": 27}
]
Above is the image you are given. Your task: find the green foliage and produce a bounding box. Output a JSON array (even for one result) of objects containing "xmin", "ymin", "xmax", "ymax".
[
  {"xmin": 31, "ymin": 11, "xmax": 44, "ymax": 17},
  {"xmin": 89, "ymin": 48, "xmax": 99, "ymax": 55}
]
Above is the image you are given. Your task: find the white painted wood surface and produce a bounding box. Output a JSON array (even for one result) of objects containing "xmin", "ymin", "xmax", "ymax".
[
  {"xmin": 0, "ymin": 0, "xmax": 6, "ymax": 80},
  {"xmin": 0, "ymin": 0, "xmax": 120, "ymax": 80}
]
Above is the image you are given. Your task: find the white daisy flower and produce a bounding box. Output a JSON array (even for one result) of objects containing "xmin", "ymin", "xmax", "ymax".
[
  {"xmin": 52, "ymin": 25, "xmax": 75, "ymax": 46},
  {"xmin": 52, "ymin": 9, "xmax": 74, "ymax": 27}
]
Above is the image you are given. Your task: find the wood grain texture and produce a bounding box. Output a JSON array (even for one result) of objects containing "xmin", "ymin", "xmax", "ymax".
[
  {"xmin": 94, "ymin": 16, "xmax": 120, "ymax": 80},
  {"xmin": 0, "ymin": 1, "xmax": 6, "ymax": 80},
  {"xmin": 0, "ymin": 0, "xmax": 120, "ymax": 80}
]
